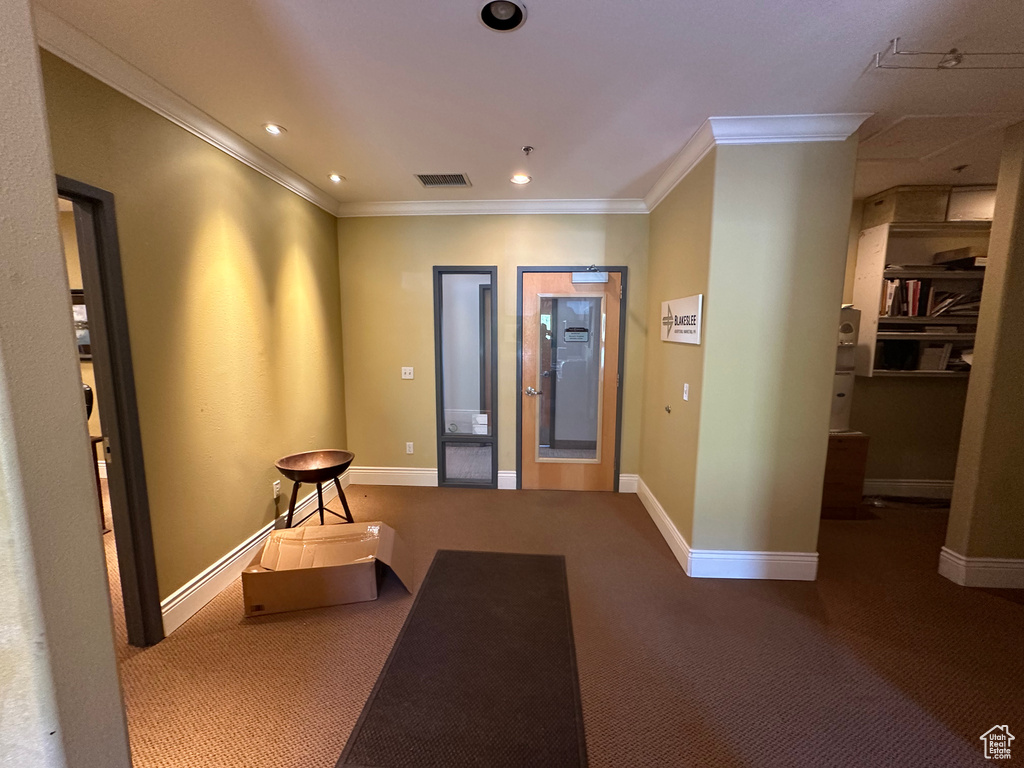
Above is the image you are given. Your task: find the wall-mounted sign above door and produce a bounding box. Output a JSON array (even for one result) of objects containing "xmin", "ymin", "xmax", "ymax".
[{"xmin": 661, "ymin": 294, "xmax": 703, "ymax": 344}]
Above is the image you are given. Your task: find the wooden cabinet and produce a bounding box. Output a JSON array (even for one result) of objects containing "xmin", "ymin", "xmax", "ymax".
[{"xmin": 821, "ymin": 432, "xmax": 870, "ymax": 519}]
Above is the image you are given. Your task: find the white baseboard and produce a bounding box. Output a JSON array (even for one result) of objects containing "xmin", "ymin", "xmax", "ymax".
[
  {"xmin": 635, "ymin": 477, "xmax": 818, "ymax": 581},
  {"xmin": 345, "ymin": 466, "xmax": 438, "ymax": 487},
  {"xmin": 636, "ymin": 478, "xmax": 692, "ymax": 575},
  {"xmin": 863, "ymin": 479, "xmax": 954, "ymax": 499},
  {"xmin": 618, "ymin": 473, "xmax": 639, "ymax": 493},
  {"xmin": 688, "ymin": 549, "xmax": 818, "ymax": 580},
  {"xmin": 938, "ymin": 547, "xmax": 1024, "ymax": 588},
  {"xmin": 160, "ymin": 481, "xmax": 338, "ymax": 636},
  {"xmin": 497, "ymin": 470, "xmax": 516, "ymax": 490}
]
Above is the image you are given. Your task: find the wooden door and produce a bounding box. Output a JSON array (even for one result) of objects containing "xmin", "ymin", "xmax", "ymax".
[{"xmin": 521, "ymin": 271, "xmax": 622, "ymax": 490}]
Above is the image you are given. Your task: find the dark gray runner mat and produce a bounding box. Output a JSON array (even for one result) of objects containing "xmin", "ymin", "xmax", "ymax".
[{"xmin": 337, "ymin": 549, "xmax": 587, "ymax": 768}]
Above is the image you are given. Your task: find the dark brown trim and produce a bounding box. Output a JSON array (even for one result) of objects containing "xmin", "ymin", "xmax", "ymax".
[{"xmin": 58, "ymin": 175, "xmax": 163, "ymax": 646}]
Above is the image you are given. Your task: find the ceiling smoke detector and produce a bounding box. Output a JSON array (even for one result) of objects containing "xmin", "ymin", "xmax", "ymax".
[{"xmin": 481, "ymin": 1, "xmax": 526, "ymax": 32}]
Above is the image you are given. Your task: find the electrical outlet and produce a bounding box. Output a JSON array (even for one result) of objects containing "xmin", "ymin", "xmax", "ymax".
[
  {"xmin": 683, "ymin": 383, "xmax": 689, "ymax": 401},
  {"xmin": 272, "ymin": 479, "xmax": 281, "ymax": 499},
  {"xmin": 401, "ymin": 367, "xmax": 414, "ymax": 379},
  {"xmin": 406, "ymin": 442, "xmax": 414, "ymax": 454}
]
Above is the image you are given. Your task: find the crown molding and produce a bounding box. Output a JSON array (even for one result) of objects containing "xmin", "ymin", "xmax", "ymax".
[
  {"xmin": 707, "ymin": 113, "xmax": 872, "ymax": 144},
  {"xmin": 336, "ymin": 198, "xmax": 648, "ymax": 217},
  {"xmin": 643, "ymin": 121, "xmax": 716, "ymax": 211},
  {"xmin": 31, "ymin": 15, "xmax": 871, "ymax": 222},
  {"xmin": 33, "ymin": 6, "xmax": 340, "ymax": 216},
  {"xmin": 645, "ymin": 113, "xmax": 872, "ymax": 212}
]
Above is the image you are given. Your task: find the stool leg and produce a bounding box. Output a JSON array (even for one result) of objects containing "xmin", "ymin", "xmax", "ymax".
[
  {"xmin": 92, "ymin": 441, "xmax": 105, "ymax": 531},
  {"xmin": 317, "ymin": 482, "xmax": 325, "ymax": 525},
  {"xmin": 286, "ymin": 481, "xmax": 301, "ymax": 528},
  {"xmin": 334, "ymin": 476, "xmax": 354, "ymax": 523}
]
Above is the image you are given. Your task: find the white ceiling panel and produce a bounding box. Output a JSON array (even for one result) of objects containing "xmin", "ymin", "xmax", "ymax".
[{"xmin": 34, "ymin": 0, "xmax": 1024, "ymax": 204}]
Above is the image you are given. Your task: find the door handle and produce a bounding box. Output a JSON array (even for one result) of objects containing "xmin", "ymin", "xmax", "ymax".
[{"xmin": 525, "ymin": 387, "xmax": 543, "ymax": 396}]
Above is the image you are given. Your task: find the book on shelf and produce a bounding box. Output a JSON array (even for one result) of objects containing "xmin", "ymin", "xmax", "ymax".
[
  {"xmin": 885, "ymin": 263, "xmax": 951, "ymax": 272},
  {"xmin": 933, "ymin": 245, "xmax": 987, "ymax": 268},
  {"xmin": 880, "ymin": 278, "xmax": 931, "ymax": 317},
  {"xmin": 930, "ymin": 289, "xmax": 982, "ymax": 316},
  {"xmin": 882, "ymin": 280, "xmax": 896, "ymax": 315},
  {"xmin": 918, "ymin": 343, "xmax": 953, "ymax": 371}
]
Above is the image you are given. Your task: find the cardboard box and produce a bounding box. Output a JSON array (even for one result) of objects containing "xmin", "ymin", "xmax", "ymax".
[
  {"xmin": 946, "ymin": 186, "xmax": 996, "ymax": 221},
  {"xmin": 242, "ymin": 522, "xmax": 411, "ymax": 617},
  {"xmin": 862, "ymin": 185, "xmax": 950, "ymax": 228}
]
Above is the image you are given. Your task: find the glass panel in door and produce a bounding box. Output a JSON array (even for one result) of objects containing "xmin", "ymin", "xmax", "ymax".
[{"xmin": 536, "ymin": 296, "xmax": 604, "ymax": 462}]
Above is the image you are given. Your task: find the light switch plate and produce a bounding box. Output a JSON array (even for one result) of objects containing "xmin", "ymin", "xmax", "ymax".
[
  {"xmin": 683, "ymin": 383, "xmax": 689, "ymax": 401},
  {"xmin": 401, "ymin": 367, "xmax": 414, "ymax": 379}
]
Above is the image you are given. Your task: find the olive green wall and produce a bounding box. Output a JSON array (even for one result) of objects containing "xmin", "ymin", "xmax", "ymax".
[
  {"xmin": 336, "ymin": 214, "xmax": 649, "ymax": 473},
  {"xmin": 41, "ymin": 52, "xmax": 347, "ymax": 599},
  {"xmin": 639, "ymin": 150, "xmax": 716, "ymax": 543},
  {"xmin": 691, "ymin": 140, "xmax": 858, "ymax": 553},
  {"xmin": 842, "ymin": 199, "xmax": 863, "ymax": 304},
  {"xmin": 947, "ymin": 121, "xmax": 1024, "ymax": 560}
]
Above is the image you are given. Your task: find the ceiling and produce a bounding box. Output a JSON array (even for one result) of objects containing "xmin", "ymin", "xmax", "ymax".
[{"xmin": 34, "ymin": 0, "xmax": 1024, "ymax": 206}]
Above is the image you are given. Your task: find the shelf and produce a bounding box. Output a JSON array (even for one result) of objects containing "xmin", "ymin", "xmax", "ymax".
[
  {"xmin": 876, "ymin": 332, "xmax": 976, "ymax": 341},
  {"xmin": 888, "ymin": 221, "xmax": 991, "ymax": 236},
  {"xmin": 877, "ymin": 315, "xmax": 978, "ymax": 325},
  {"xmin": 872, "ymin": 370, "xmax": 970, "ymax": 378},
  {"xmin": 883, "ymin": 269, "xmax": 985, "ymax": 280}
]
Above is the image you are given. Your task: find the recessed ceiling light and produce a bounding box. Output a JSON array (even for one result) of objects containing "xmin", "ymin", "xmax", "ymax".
[
  {"xmin": 264, "ymin": 123, "xmax": 286, "ymax": 135},
  {"xmin": 328, "ymin": 173, "xmax": 345, "ymax": 183},
  {"xmin": 481, "ymin": 1, "xmax": 526, "ymax": 32},
  {"xmin": 510, "ymin": 173, "xmax": 532, "ymax": 185}
]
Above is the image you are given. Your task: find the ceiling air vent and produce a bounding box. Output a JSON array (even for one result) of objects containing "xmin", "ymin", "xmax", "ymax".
[{"xmin": 416, "ymin": 173, "xmax": 472, "ymax": 188}]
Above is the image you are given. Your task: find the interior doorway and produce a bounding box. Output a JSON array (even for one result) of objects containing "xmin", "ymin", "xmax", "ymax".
[
  {"xmin": 433, "ymin": 267, "xmax": 499, "ymax": 488},
  {"xmin": 517, "ymin": 268, "xmax": 627, "ymax": 491},
  {"xmin": 58, "ymin": 176, "xmax": 163, "ymax": 646}
]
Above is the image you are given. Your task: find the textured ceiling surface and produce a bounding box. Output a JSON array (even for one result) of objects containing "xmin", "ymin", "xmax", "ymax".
[{"xmin": 35, "ymin": 0, "xmax": 1024, "ymax": 202}]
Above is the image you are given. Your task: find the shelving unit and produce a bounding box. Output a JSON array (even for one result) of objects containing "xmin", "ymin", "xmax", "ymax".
[
  {"xmin": 872, "ymin": 370, "xmax": 970, "ymax": 379},
  {"xmin": 876, "ymin": 332, "xmax": 976, "ymax": 341},
  {"xmin": 852, "ymin": 220, "xmax": 989, "ymax": 377},
  {"xmin": 882, "ymin": 269, "xmax": 984, "ymax": 280}
]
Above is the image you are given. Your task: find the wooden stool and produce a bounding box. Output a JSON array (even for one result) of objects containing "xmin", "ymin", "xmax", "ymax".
[{"xmin": 275, "ymin": 449, "xmax": 356, "ymax": 528}]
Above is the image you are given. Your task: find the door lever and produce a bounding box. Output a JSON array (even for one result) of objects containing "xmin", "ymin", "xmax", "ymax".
[{"xmin": 525, "ymin": 386, "xmax": 543, "ymax": 396}]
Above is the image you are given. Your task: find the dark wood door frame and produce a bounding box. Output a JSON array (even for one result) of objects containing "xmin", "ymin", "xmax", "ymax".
[
  {"xmin": 516, "ymin": 266, "xmax": 628, "ymax": 491},
  {"xmin": 58, "ymin": 175, "xmax": 163, "ymax": 646}
]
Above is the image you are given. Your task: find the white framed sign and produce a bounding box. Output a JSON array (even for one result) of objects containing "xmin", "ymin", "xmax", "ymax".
[{"xmin": 661, "ymin": 294, "xmax": 703, "ymax": 344}]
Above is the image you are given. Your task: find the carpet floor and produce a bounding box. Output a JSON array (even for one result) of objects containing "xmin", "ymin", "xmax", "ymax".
[{"xmin": 102, "ymin": 485, "xmax": 1024, "ymax": 767}]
